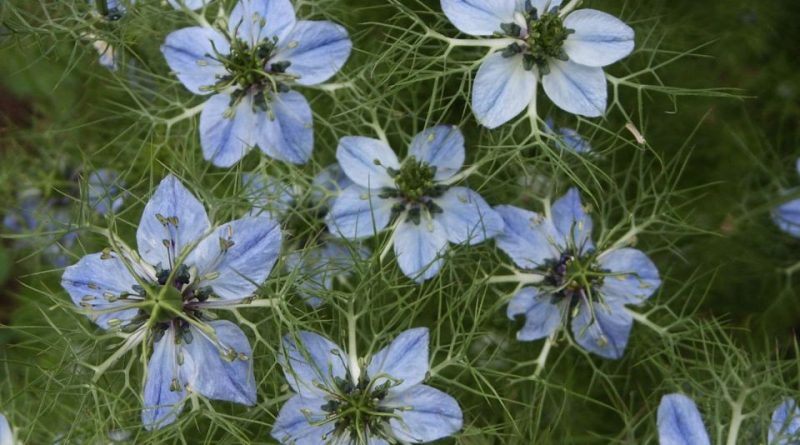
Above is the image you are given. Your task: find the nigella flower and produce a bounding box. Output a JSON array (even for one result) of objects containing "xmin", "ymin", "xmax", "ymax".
[
  {"xmin": 544, "ymin": 117, "xmax": 591, "ymax": 153},
  {"xmin": 61, "ymin": 175, "xmax": 282, "ymax": 430},
  {"xmin": 162, "ymin": 0, "xmax": 352, "ymax": 167},
  {"xmin": 0, "ymin": 414, "xmax": 13, "ymax": 445},
  {"xmin": 326, "ymin": 125, "xmax": 504, "ymax": 282},
  {"xmin": 441, "ymin": 0, "xmax": 634, "ymax": 128},
  {"xmin": 658, "ymin": 394, "xmax": 800, "ymax": 444},
  {"xmin": 495, "ymin": 188, "xmax": 660, "ymax": 359},
  {"xmin": 772, "ymin": 159, "xmax": 800, "ymax": 237},
  {"xmin": 272, "ymin": 328, "xmax": 463, "ymax": 444}
]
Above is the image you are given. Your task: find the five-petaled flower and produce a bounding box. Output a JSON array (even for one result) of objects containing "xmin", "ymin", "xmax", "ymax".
[
  {"xmin": 495, "ymin": 188, "xmax": 660, "ymax": 359},
  {"xmin": 441, "ymin": 0, "xmax": 634, "ymax": 128},
  {"xmin": 325, "ymin": 125, "xmax": 504, "ymax": 282},
  {"xmin": 272, "ymin": 328, "xmax": 463, "ymax": 444},
  {"xmin": 61, "ymin": 174, "xmax": 282, "ymax": 430},
  {"xmin": 162, "ymin": 0, "xmax": 352, "ymax": 167},
  {"xmin": 658, "ymin": 394, "xmax": 800, "ymax": 445}
]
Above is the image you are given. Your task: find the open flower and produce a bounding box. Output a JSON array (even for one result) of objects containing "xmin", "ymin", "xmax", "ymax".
[
  {"xmin": 162, "ymin": 0, "xmax": 352, "ymax": 167},
  {"xmin": 272, "ymin": 328, "xmax": 463, "ymax": 444},
  {"xmin": 441, "ymin": 0, "xmax": 634, "ymax": 128},
  {"xmin": 61, "ymin": 174, "xmax": 282, "ymax": 430},
  {"xmin": 326, "ymin": 125, "xmax": 504, "ymax": 282},
  {"xmin": 495, "ymin": 188, "xmax": 660, "ymax": 359},
  {"xmin": 658, "ymin": 394, "xmax": 800, "ymax": 444}
]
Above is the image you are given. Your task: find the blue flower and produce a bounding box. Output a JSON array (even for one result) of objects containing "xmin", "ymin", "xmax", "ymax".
[
  {"xmin": 161, "ymin": 0, "xmax": 352, "ymax": 167},
  {"xmin": 0, "ymin": 413, "xmax": 13, "ymax": 445},
  {"xmin": 772, "ymin": 159, "xmax": 800, "ymax": 237},
  {"xmin": 658, "ymin": 394, "xmax": 800, "ymax": 445},
  {"xmin": 441, "ymin": 0, "xmax": 634, "ymax": 128},
  {"xmin": 544, "ymin": 117, "xmax": 591, "ymax": 153},
  {"xmin": 326, "ymin": 125, "xmax": 504, "ymax": 282},
  {"xmin": 4, "ymin": 189, "xmax": 77, "ymax": 267},
  {"xmin": 272, "ymin": 328, "xmax": 463, "ymax": 444},
  {"xmin": 60, "ymin": 174, "xmax": 283, "ymax": 430},
  {"xmin": 495, "ymin": 188, "xmax": 660, "ymax": 359}
]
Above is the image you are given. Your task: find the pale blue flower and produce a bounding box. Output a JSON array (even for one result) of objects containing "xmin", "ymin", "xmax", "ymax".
[
  {"xmin": 161, "ymin": 0, "xmax": 352, "ymax": 167},
  {"xmin": 495, "ymin": 188, "xmax": 660, "ymax": 359},
  {"xmin": 544, "ymin": 117, "xmax": 591, "ymax": 153},
  {"xmin": 3, "ymin": 189, "xmax": 77, "ymax": 267},
  {"xmin": 441, "ymin": 0, "xmax": 634, "ymax": 128},
  {"xmin": 326, "ymin": 125, "xmax": 504, "ymax": 282},
  {"xmin": 772, "ymin": 159, "xmax": 800, "ymax": 237},
  {"xmin": 61, "ymin": 174, "xmax": 283, "ymax": 430},
  {"xmin": 0, "ymin": 413, "xmax": 13, "ymax": 445},
  {"xmin": 658, "ymin": 394, "xmax": 800, "ymax": 444},
  {"xmin": 272, "ymin": 328, "xmax": 463, "ymax": 444}
]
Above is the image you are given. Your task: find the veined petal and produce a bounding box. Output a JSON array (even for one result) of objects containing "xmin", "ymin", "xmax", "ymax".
[
  {"xmin": 366, "ymin": 328, "xmax": 429, "ymax": 393},
  {"xmin": 472, "ymin": 53, "xmax": 536, "ymax": 129},
  {"xmin": 142, "ymin": 326, "xmax": 187, "ymax": 431},
  {"xmin": 326, "ymin": 185, "xmax": 395, "ymax": 239},
  {"xmin": 272, "ymin": 20, "xmax": 352, "ymax": 86},
  {"xmin": 394, "ymin": 218, "xmax": 449, "ymax": 282},
  {"xmin": 167, "ymin": 0, "xmax": 210, "ymax": 10},
  {"xmin": 161, "ymin": 27, "xmax": 229, "ymax": 95},
  {"xmin": 61, "ymin": 252, "xmax": 143, "ymax": 330},
  {"xmin": 772, "ymin": 198, "xmax": 800, "ymax": 238},
  {"xmin": 563, "ymin": 9, "xmax": 635, "ymax": 67},
  {"xmin": 229, "ymin": 0, "xmax": 296, "ymax": 45},
  {"xmin": 255, "ymin": 90, "xmax": 314, "ymax": 164},
  {"xmin": 136, "ymin": 175, "xmax": 211, "ymax": 270},
  {"xmin": 769, "ymin": 398, "xmax": 800, "ymax": 445},
  {"xmin": 279, "ymin": 331, "xmax": 348, "ymax": 399},
  {"xmin": 550, "ymin": 187, "xmax": 594, "ymax": 253},
  {"xmin": 541, "ymin": 59, "xmax": 607, "ymax": 117},
  {"xmin": 434, "ymin": 187, "xmax": 504, "ymax": 245},
  {"xmin": 570, "ymin": 299, "xmax": 632, "ymax": 359},
  {"xmin": 408, "ymin": 125, "xmax": 465, "ymax": 181},
  {"xmin": 657, "ymin": 394, "xmax": 711, "ymax": 445},
  {"xmin": 336, "ymin": 136, "xmax": 399, "ymax": 189},
  {"xmin": 598, "ymin": 248, "xmax": 661, "ymax": 306},
  {"xmin": 382, "ymin": 385, "xmax": 463, "ymax": 443},
  {"xmin": 494, "ymin": 205, "xmax": 561, "ymax": 269},
  {"xmin": 190, "ymin": 215, "xmax": 282, "ymax": 300},
  {"xmin": 181, "ymin": 321, "xmax": 256, "ymax": 406},
  {"xmin": 440, "ymin": 0, "xmax": 516, "ymax": 36},
  {"xmin": 200, "ymin": 93, "xmax": 258, "ymax": 167},
  {"xmin": 507, "ymin": 287, "xmax": 562, "ymax": 341},
  {"xmin": 271, "ymin": 394, "xmax": 334, "ymax": 445}
]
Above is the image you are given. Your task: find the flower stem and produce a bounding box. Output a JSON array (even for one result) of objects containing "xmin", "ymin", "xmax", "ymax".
[
  {"xmin": 725, "ymin": 392, "xmax": 748, "ymax": 445},
  {"xmin": 486, "ymin": 271, "xmax": 544, "ymax": 285},
  {"xmin": 532, "ymin": 333, "xmax": 556, "ymax": 379},
  {"xmin": 346, "ymin": 296, "xmax": 360, "ymax": 384}
]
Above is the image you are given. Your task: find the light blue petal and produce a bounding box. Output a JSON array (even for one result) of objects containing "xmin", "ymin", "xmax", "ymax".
[
  {"xmin": 272, "ymin": 20, "xmax": 351, "ymax": 86},
  {"xmin": 570, "ymin": 299, "xmax": 632, "ymax": 359},
  {"xmin": 472, "ymin": 52, "xmax": 536, "ymax": 129},
  {"xmin": 310, "ymin": 164, "xmax": 352, "ymax": 207},
  {"xmin": 557, "ymin": 127, "xmax": 592, "ymax": 153},
  {"xmin": 254, "ymin": 90, "xmax": 314, "ymax": 164},
  {"xmin": 0, "ymin": 413, "xmax": 13, "ymax": 445},
  {"xmin": 542, "ymin": 59, "xmax": 607, "ymax": 117},
  {"xmin": 167, "ymin": 0, "xmax": 210, "ymax": 10},
  {"xmin": 394, "ymin": 218, "xmax": 449, "ymax": 282},
  {"xmin": 550, "ymin": 187, "xmax": 594, "ymax": 253},
  {"xmin": 382, "ymin": 384, "xmax": 463, "ymax": 443},
  {"xmin": 200, "ymin": 93, "xmax": 258, "ymax": 167},
  {"xmin": 507, "ymin": 287, "xmax": 562, "ymax": 341},
  {"xmin": 189, "ymin": 215, "xmax": 282, "ymax": 300},
  {"xmin": 408, "ymin": 125, "xmax": 465, "ymax": 181},
  {"xmin": 88, "ymin": 169, "xmax": 125, "ymax": 215},
  {"xmin": 563, "ymin": 9, "xmax": 635, "ymax": 68},
  {"xmin": 279, "ymin": 331, "xmax": 348, "ymax": 398},
  {"xmin": 598, "ymin": 248, "xmax": 661, "ymax": 306},
  {"xmin": 287, "ymin": 241, "xmax": 368, "ymax": 307},
  {"xmin": 326, "ymin": 185, "xmax": 395, "ymax": 239},
  {"xmin": 142, "ymin": 327, "xmax": 187, "ymax": 431},
  {"xmin": 136, "ymin": 174, "xmax": 211, "ymax": 268},
  {"xmin": 657, "ymin": 394, "xmax": 711, "ymax": 445},
  {"xmin": 271, "ymin": 394, "xmax": 334, "ymax": 445},
  {"xmin": 494, "ymin": 205, "xmax": 561, "ymax": 269},
  {"xmin": 336, "ymin": 136, "xmax": 399, "ymax": 189},
  {"xmin": 181, "ymin": 321, "xmax": 256, "ymax": 406},
  {"xmin": 434, "ymin": 187, "xmax": 503, "ymax": 245},
  {"xmin": 161, "ymin": 27, "xmax": 229, "ymax": 95},
  {"xmin": 61, "ymin": 252, "xmax": 142, "ymax": 329},
  {"xmin": 228, "ymin": 0, "xmax": 296, "ymax": 45},
  {"xmin": 243, "ymin": 173, "xmax": 296, "ymax": 219},
  {"xmin": 366, "ymin": 328, "xmax": 429, "ymax": 393},
  {"xmin": 769, "ymin": 398, "xmax": 800, "ymax": 445},
  {"xmin": 440, "ymin": 0, "xmax": 516, "ymax": 36},
  {"xmin": 773, "ymin": 198, "xmax": 800, "ymax": 238}
]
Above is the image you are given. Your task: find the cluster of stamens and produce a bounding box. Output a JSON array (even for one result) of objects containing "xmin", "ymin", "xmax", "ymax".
[
  {"xmin": 541, "ymin": 250, "xmax": 604, "ymax": 308},
  {"xmin": 377, "ymin": 157, "xmax": 449, "ymax": 226},
  {"xmin": 319, "ymin": 371, "xmax": 396, "ymax": 442},
  {"xmin": 499, "ymin": 2, "xmax": 575, "ymax": 74}
]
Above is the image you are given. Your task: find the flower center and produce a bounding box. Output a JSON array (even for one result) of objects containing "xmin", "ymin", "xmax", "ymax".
[
  {"xmin": 542, "ymin": 251, "xmax": 604, "ymax": 305},
  {"xmin": 321, "ymin": 372, "xmax": 395, "ymax": 442},
  {"xmin": 378, "ymin": 157, "xmax": 449, "ymax": 226},
  {"xmin": 500, "ymin": 4, "xmax": 574, "ymax": 74}
]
